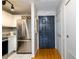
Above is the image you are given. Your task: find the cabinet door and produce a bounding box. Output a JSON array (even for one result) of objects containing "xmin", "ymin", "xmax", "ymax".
[
  {"xmin": 2, "ymin": 11, "xmax": 16, "ymax": 27},
  {"xmin": 8, "ymin": 36, "xmax": 16, "ymax": 53}
]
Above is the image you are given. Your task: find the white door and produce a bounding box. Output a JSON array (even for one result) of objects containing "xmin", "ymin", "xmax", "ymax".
[{"xmin": 64, "ymin": 0, "xmax": 76, "ymax": 59}]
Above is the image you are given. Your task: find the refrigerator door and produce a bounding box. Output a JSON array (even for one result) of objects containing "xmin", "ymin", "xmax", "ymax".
[{"xmin": 17, "ymin": 19, "xmax": 31, "ymax": 54}]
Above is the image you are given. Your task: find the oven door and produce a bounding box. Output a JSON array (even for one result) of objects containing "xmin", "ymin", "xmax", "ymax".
[{"xmin": 2, "ymin": 39, "xmax": 8, "ymax": 56}]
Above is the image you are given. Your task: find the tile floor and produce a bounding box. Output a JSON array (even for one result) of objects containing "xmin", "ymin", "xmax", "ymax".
[{"xmin": 8, "ymin": 53, "xmax": 32, "ymax": 59}]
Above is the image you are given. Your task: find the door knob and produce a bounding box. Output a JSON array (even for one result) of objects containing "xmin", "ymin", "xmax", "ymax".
[{"xmin": 67, "ymin": 35, "xmax": 69, "ymax": 38}]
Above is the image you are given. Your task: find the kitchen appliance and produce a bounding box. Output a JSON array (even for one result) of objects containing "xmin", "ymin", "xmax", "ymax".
[
  {"xmin": 2, "ymin": 37, "xmax": 8, "ymax": 56},
  {"xmin": 17, "ymin": 18, "xmax": 31, "ymax": 54}
]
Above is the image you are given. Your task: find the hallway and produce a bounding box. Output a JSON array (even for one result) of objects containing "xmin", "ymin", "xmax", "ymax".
[
  {"xmin": 2, "ymin": 0, "xmax": 76, "ymax": 59},
  {"xmin": 33, "ymin": 48, "xmax": 61, "ymax": 59}
]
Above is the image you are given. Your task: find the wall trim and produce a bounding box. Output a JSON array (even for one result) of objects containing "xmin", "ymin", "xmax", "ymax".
[{"xmin": 67, "ymin": 49, "xmax": 76, "ymax": 58}]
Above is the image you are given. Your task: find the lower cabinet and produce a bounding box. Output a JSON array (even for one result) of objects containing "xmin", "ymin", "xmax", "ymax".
[{"xmin": 8, "ymin": 35, "xmax": 16, "ymax": 54}]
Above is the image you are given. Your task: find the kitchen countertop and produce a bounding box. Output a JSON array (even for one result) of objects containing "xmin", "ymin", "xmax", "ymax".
[
  {"xmin": 2, "ymin": 35, "xmax": 16, "ymax": 42},
  {"xmin": 2, "ymin": 39, "xmax": 8, "ymax": 42}
]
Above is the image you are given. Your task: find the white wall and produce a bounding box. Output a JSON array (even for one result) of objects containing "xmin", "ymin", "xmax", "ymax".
[
  {"xmin": 37, "ymin": 10, "xmax": 56, "ymax": 16},
  {"xmin": 55, "ymin": 1, "xmax": 65, "ymax": 59},
  {"xmin": 31, "ymin": 2, "xmax": 38, "ymax": 57}
]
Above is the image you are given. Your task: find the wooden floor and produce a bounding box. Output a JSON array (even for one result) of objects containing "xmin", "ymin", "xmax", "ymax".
[{"xmin": 32, "ymin": 48, "xmax": 61, "ymax": 59}]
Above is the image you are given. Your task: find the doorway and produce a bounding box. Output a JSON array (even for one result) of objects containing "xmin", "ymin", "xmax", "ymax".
[{"xmin": 39, "ymin": 16, "xmax": 55, "ymax": 48}]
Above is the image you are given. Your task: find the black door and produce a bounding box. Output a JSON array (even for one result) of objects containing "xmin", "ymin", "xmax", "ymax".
[{"xmin": 39, "ymin": 16, "xmax": 55, "ymax": 48}]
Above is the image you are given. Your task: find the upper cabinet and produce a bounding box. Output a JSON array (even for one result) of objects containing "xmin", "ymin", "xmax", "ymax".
[
  {"xmin": 2, "ymin": 10, "xmax": 31, "ymax": 27},
  {"xmin": 2, "ymin": 11, "xmax": 16, "ymax": 27}
]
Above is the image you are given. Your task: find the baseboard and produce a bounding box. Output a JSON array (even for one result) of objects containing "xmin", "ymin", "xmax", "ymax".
[
  {"xmin": 17, "ymin": 52, "xmax": 32, "ymax": 54},
  {"xmin": 55, "ymin": 48, "xmax": 63, "ymax": 59},
  {"xmin": 32, "ymin": 54, "xmax": 35, "ymax": 59},
  {"xmin": 32, "ymin": 49, "xmax": 38, "ymax": 58},
  {"xmin": 67, "ymin": 50, "xmax": 76, "ymax": 59}
]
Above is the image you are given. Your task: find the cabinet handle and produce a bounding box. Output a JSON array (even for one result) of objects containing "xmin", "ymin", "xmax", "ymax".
[{"xmin": 65, "ymin": 0, "xmax": 71, "ymax": 6}]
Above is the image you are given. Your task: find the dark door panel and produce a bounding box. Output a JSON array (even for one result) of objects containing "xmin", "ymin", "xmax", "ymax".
[{"xmin": 39, "ymin": 16, "xmax": 55, "ymax": 48}]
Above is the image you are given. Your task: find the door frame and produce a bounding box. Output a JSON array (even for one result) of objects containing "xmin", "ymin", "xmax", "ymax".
[{"xmin": 37, "ymin": 15, "xmax": 56, "ymax": 49}]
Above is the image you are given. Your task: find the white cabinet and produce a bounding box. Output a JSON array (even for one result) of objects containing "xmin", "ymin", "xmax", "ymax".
[
  {"xmin": 2, "ymin": 11, "xmax": 16, "ymax": 27},
  {"xmin": 8, "ymin": 35, "xmax": 16, "ymax": 54}
]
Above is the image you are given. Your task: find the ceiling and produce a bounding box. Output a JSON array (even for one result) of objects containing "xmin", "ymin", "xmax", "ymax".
[
  {"xmin": 2, "ymin": 0, "xmax": 62, "ymax": 15},
  {"xmin": 36, "ymin": 0, "xmax": 62, "ymax": 12},
  {"xmin": 2, "ymin": 0, "xmax": 31, "ymax": 15}
]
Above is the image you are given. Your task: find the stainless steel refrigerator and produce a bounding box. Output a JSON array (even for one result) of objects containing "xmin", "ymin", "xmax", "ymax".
[{"xmin": 17, "ymin": 19, "xmax": 31, "ymax": 54}]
